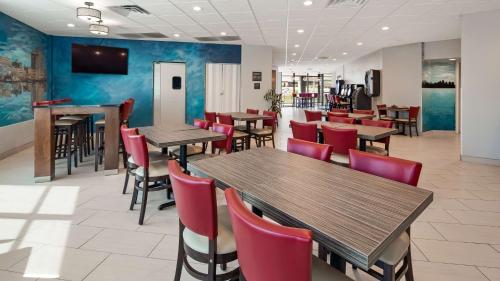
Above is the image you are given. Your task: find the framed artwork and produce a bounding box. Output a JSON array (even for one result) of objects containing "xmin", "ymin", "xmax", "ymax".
[
  {"xmin": 254, "ymin": 83, "xmax": 260, "ymax": 89},
  {"xmin": 252, "ymin": 71, "xmax": 262, "ymax": 81}
]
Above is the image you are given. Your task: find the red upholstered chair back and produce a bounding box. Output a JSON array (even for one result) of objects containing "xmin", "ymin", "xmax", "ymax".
[
  {"xmin": 409, "ymin": 106, "xmax": 420, "ymax": 120},
  {"xmin": 322, "ymin": 126, "xmax": 357, "ymax": 155},
  {"xmin": 353, "ymin": 109, "xmax": 374, "ymax": 115},
  {"xmin": 120, "ymin": 99, "xmax": 135, "ymax": 122},
  {"xmin": 328, "ymin": 115, "xmax": 355, "ymax": 124},
  {"xmin": 327, "ymin": 112, "xmax": 349, "ymax": 120},
  {"xmin": 193, "ymin": 119, "xmax": 210, "ymax": 130},
  {"xmin": 211, "ymin": 123, "xmax": 234, "ymax": 153},
  {"xmin": 246, "ymin": 108, "xmax": 259, "ymax": 114},
  {"xmin": 377, "ymin": 104, "xmax": 387, "ymax": 116},
  {"xmin": 263, "ymin": 110, "xmax": 277, "ymax": 128},
  {"xmin": 120, "ymin": 125, "xmax": 138, "ymax": 154},
  {"xmin": 331, "ymin": 108, "xmax": 348, "ymax": 113},
  {"xmin": 127, "ymin": 134, "xmax": 149, "ymax": 167},
  {"xmin": 349, "ymin": 149, "xmax": 422, "ymax": 186},
  {"xmin": 287, "ymin": 138, "xmax": 333, "ymax": 162},
  {"xmin": 168, "ymin": 160, "xmax": 218, "ymax": 239},
  {"xmin": 224, "ymin": 188, "xmax": 313, "ymax": 281},
  {"xmin": 290, "ymin": 120, "xmax": 317, "ymax": 143},
  {"xmin": 217, "ymin": 113, "xmax": 234, "ymax": 126},
  {"xmin": 204, "ymin": 111, "xmax": 217, "ymax": 127},
  {"xmin": 304, "ymin": 110, "xmax": 322, "ymax": 122}
]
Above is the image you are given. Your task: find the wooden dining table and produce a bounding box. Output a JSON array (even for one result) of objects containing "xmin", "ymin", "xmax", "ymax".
[
  {"xmin": 321, "ymin": 111, "xmax": 375, "ymax": 121},
  {"xmin": 225, "ymin": 112, "xmax": 273, "ymax": 147},
  {"xmin": 307, "ymin": 121, "xmax": 398, "ymax": 151},
  {"xmin": 188, "ymin": 147, "xmax": 433, "ymax": 273}
]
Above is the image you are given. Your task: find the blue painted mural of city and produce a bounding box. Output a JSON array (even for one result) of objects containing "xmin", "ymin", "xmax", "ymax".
[
  {"xmin": 422, "ymin": 60, "xmax": 456, "ymax": 131},
  {"xmin": 0, "ymin": 12, "xmax": 49, "ymax": 127}
]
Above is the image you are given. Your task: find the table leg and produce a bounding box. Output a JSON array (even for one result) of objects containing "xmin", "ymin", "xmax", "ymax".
[
  {"xmin": 252, "ymin": 206, "xmax": 263, "ymax": 217},
  {"xmin": 330, "ymin": 253, "xmax": 347, "ymax": 274},
  {"xmin": 359, "ymin": 139, "xmax": 367, "ymax": 151},
  {"xmin": 34, "ymin": 108, "xmax": 55, "ymax": 182},
  {"xmin": 245, "ymin": 121, "xmax": 251, "ymax": 149},
  {"xmin": 318, "ymin": 245, "xmax": 328, "ymax": 261}
]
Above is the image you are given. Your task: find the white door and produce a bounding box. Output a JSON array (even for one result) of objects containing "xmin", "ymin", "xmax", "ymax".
[
  {"xmin": 153, "ymin": 62, "xmax": 186, "ymax": 127},
  {"xmin": 205, "ymin": 63, "xmax": 241, "ymax": 113}
]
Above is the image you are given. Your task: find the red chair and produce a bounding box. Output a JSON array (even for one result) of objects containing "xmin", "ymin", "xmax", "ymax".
[
  {"xmin": 290, "ymin": 120, "xmax": 317, "ymax": 143},
  {"xmin": 250, "ymin": 110, "xmax": 277, "ymax": 148},
  {"xmin": 211, "ymin": 123, "xmax": 234, "ymax": 154},
  {"xmin": 204, "ymin": 111, "xmax": 217, "ymax": 128},
  {"xmin": 224, "ymin": 188, "xmax": 351, "ymax": 281},
  {"xmin": 304, "ymin": 110, "xmax": 323, "ymax": 122},
  {"xmin": 287, "ymin": 138, "xmax": 333, "ymax": 162},
  {"xmin": 349, "ymin": 149, "xmax": 422, "ymax": 281},
  {"xmin": 328, "ymin": 115, "xmax": 355, "ymax": 124},
  {"xmin": 168, "ymin": 160, "xmax": 239, "ymax": 281},
  {"xmin": 361, "ymin": 119, "xmax": 393, "ymax": 156},
  {"xmin": 353, "ymin": 109, "xmax": 374, "ymax": 116},
  {"xmin": 377, "ymin": 104, "xmax": 394, "ymax": 121},
  {"xmin": 395, "ymin": 106, "xmax": 420, "ymax": 137},
  {"xmin": 331, "ymin": 108, "xmax": 348, "ymax": 113},
  {"xmin": 322, "ymin": 126, "xmax": 357, "ymax": 166},
  {"xmin": 246, "ymin": 108, "xmax": 259, "ymax": 129},
  {"xmin": 217, "ymin": 114, "xmax": 248, "ymax": 152},
  {"xmin": 127, "ymin": 134, "xmax": 171, "ymax": 225}
]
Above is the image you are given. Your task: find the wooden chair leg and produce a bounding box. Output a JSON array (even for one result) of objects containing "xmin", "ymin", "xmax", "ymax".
[
  {"xmin": 138, "ymin": 181, "xmax": 149, "ymax": 225},
  {"xmin": 405, "ymin": 245, "xmax": 415, "ymax": 281},
  {"xmin": 271, "ymin": 134, "xmax": 275, "ymax": 148},
  {"xmin": 66, "ymin": 128, "xmax": 72, "ymax": 175},
  {"xmin": 382, "ymin": 263, "xmax": 396, "ymax": 281},
  {"xmin": 174, "ymin": 221, "xmax": 185, "ymax": 281},
  {"xmin": 123, "ymin": 167, "xmax": 130, "ymax": 194},
  {"xmin": 130, "ymin": 182, "xmax": 138, "ymax": 210}
]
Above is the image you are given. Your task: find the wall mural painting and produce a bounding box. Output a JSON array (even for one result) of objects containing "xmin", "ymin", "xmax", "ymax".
[
  {"xmin": 0, "ymin": 13, "xmax": 49, "ymax": 127},
  {"xmin": 422, "ymin": 60, "xmax": 456, "ymax": 131}
]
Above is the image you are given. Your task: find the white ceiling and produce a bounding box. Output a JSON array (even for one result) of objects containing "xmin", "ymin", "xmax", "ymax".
[{"xmin": 2, "ymin": 0, "xmax": 500, "ymax": 71}]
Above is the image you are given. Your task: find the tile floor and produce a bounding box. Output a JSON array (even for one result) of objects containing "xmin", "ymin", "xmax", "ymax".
[{"xmin": 0, "ymin": 107, "xmax": 500, "ymax": 280}]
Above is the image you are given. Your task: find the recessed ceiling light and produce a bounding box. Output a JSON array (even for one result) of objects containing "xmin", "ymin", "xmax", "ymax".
[
  {"xmin": 356, "ymin": 42, "xmax": 363, "ymax": 46},
  {"xmin": 297, "ymin": 29, "xmax": 304, "ymax": 34},
  {"xmin": 449, "ymin": 58, "xmax": 456, "ymax": 61},
  {"xmin": 381, "ymin": 26, "xmax": 390, "ymax": 31},
  {"xmin": 342, "ymin": 52, "xmax": 348, "ymax": 55},
  {"xmin": 193, "ymin": 6, "xmax": 202, "ymax": 11},
  {"xmin": 294, "ymin": 44, "xmax": 300, "ymax": 48},
  {"xmin": 67, "ymin": 23, "xmax": 75, "ymax": 28},
  {"xmin": 173, "ymin": 33, "xmax": 180, "ymax": 37},
  {"xmin": 332, "ymin": 58, "xmax": 337, "ymax": 61},
  {"xmin": 220, "ymin": 31, "xmax": 227, "ymax": 36},
  {"xmin": 304, "ymin": 1, "xmax": 313, "ymax": 6},
  {"xmin": 292, "ymin": 52, "xmax": 297, "ymax": 56}
]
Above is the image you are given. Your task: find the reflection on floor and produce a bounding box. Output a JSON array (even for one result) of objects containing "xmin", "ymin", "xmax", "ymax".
[{"xmin": 1, "ymin": 107, "xmax": 500, "ymax": 281}]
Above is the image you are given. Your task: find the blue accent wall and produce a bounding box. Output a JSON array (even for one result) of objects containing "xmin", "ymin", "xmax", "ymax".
[
  {"xmin": 0, "ymin": 12, "xmax": 51, "ymax": 127},
  {"xmin": 51, "ymin": 36, "xmax": 241, "ymax": 126}
]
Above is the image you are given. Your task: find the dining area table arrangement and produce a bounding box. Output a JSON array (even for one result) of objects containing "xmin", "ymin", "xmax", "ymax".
[{"xmin": 32, "ymin": 99, "xmax": 433, "ymax": 281}]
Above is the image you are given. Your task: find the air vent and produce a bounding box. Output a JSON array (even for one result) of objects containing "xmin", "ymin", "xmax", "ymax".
[
  {"xmin": 118, "ymin": 33, "xmax": 144, "ymax": 39},
  {"xmin": 108, "ymin": 5, "xmax": 150, "ymax": 17},
  {"xmin": 141, "ymin": 32, "xmax": 168, "ymax": 38},
  {"xmin": 327, "ymin": 0, "xmax": 367, "ymax": 7},
  {"xmin": 317, "ymin": 56, "xmax": 330, "ymax": 60},
  {"xmin": 194, "ymin": 36, "xmax": 241, "ymax": 42}
]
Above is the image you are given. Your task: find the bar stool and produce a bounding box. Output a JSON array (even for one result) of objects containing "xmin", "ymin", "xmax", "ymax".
[
  {"xmin": 54, "ymin": 119, "xmax": 79, "ymax": 175},
  {"xmin": 59, "ymin": 114, "xmax": 90, "ymax": 162}
]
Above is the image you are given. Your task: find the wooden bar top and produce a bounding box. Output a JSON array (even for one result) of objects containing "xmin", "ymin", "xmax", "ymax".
[
  {"xmin": 308, "ymin": 121, "xmax": 398, "ymax": 141},
  {"xmin": 188, "ymin": 147, "xmax": 433, "ymax": 270},
  {"xmin": 225, "ymin": 112, "xmax": 273, "ymax": 121}
]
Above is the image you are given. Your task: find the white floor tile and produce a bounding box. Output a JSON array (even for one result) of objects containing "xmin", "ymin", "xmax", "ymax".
[{"xmin": 81, "ymin": 229, "xmax": 163, "ymax": 257}]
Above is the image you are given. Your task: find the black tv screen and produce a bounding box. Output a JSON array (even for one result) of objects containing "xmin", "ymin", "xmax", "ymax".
[{"xmin": 72, "ymin": 44, "xmax": 128, "ymax": 74}]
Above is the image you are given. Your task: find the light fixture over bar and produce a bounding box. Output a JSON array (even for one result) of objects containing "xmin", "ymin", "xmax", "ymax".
[{"xmin": 77, "ymin": 2, "xmax": 101, "ymax": 22}]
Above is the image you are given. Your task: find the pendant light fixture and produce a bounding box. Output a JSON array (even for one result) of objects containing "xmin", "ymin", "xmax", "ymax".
[
  {"xmin": 89, "ymin": 20, "xmax": 109, "ymax": 35},
  {"xmin": 77, "ymin": 2, "xmax": 101, "ymax": 22}
]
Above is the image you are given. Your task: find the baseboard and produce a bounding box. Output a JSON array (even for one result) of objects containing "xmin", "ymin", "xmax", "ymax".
[
  {"xmin": 461, "ymin": 154, "xmax": 500, "ymax": 166},
  {"xmin": 0, "ymin": 141, "xmax": 33, "ymax": 161}
]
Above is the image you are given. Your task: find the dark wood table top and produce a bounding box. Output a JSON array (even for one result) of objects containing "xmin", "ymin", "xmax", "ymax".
[
  {"xmin": 321, "ymin": 111, "xmax": 375, "ymax": 120},
  {"xmin": 138, "ymin": 126, "xmax": 226, "ymax": 148},
  {"xmin": 225, "ymin": 112, "xmax": 273, "ymax": 121},
  {"xmin": 188, "ymin": 147, "xmax": 433, "ymax": 270},
  {"xmin": 308, "ymin": 121, "xmax": 398, "ymax": 141},
  {"xmin": 140, "ymin": 124, "xmax": 198, "ymax": 132}
]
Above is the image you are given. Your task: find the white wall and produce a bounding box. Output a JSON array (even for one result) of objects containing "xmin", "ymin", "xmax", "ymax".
[
  {"xmin": 461, "ymin": 9, "xmax": 500, "ymax": 162},
  {"xmin": 424, "ymin": 39, "xmax": 461, "ymax": 60},
  {"xmin": 0, "ymin": 120, "xmax": 34, "ymax": 159},
  {"xmin": 240, "ymin": 45, "xmax": 273, "ymax": 111},
  {"xmin": 333, "ymin": 50, "xmax": 382, "ymax": 85}
]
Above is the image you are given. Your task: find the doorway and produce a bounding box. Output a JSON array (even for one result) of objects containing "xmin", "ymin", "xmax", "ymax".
[{"xmin": 153, "ymin": 62, "xmax": 186, "ymax": 127}]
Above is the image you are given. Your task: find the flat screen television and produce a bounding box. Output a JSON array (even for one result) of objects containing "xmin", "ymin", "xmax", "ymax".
[{"xmin": 72, "ymin": 44, "xmax": 128, "ymax": 74}]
